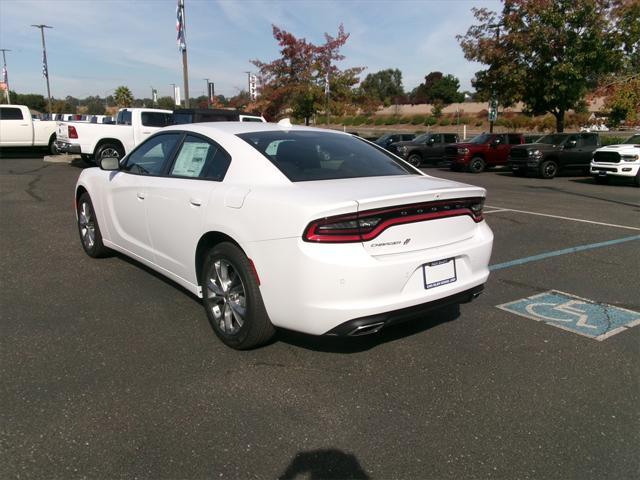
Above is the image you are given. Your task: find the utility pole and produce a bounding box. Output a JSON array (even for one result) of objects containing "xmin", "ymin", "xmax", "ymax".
[
  {"xmin": 177, "ymin": 0, "xmax": 190, "ymax": 107},
  {"xmin": 31, "ymin": 24, "xmax": 53, "ymax": 117},
  {"xmin": 487, "ymin": 23, "xmax": 501, "ymax": 134},
  {"xmin": 0, "ymin": 49, "xmax": 10, "ymax": 103}
]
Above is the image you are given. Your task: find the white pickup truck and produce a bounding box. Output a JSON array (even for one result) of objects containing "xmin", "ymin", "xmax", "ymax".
[
  {"xmin": 0, "ymin": 104, "xmax": 58, "ymax": 154},
  {"xmin": 55, "ymin": 108, "xmax": 173, "ymax": 162},
  {"xmin": 590, "ymin": 133, "xmax": 640, "ymax": 187}
]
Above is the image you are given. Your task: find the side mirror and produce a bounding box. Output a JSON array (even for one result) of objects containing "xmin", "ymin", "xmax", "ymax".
[
  {"xmin": 100, "ymin": 156, "xmax": 120, "ymax": 171},
  {"xmin": 565, "ymin": 140, "xmax": 577, "ymax": 149}
]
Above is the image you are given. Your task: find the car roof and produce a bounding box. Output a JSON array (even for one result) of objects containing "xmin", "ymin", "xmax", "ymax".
[{"xmin": 162, "ymin": 121, "xmax": 351, "ymax": 137}]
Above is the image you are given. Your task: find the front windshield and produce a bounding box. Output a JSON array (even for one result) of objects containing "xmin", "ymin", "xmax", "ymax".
[
  {"xmin": 624, "ymin": 134, "xmax": 640, "ymax": 144},
  {"xmin": 413, "ymin": 134, "xmax": 430, "ymax": 143},
  {"xmin": 468, "ymin": 133, "xmax": 492, "ymax": 144},
  {"xmin": 536, "ymin": 134, "xmax": 569, "ymax": 145}
]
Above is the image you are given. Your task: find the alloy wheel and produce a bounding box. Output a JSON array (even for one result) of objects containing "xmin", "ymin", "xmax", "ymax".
[
  {"xmin": 205, "ymin": 259, "xmax": 247, "ymax": 335},
  {"xmin": 78, "ymin": 201, "xmax": 96, "ymax": 250}
]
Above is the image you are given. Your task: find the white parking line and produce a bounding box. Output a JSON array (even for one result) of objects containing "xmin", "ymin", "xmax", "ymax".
[{"xmin": 485, "ymin": 206, "xmax": 640, "ymax": 231}]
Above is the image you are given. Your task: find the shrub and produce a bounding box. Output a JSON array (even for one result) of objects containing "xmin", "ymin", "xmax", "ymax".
[
  {"xmin": 374, "ymin": 116, "xmax": 386, "ymax": 126},
  {"xmin": 439, "ymin": 117, "xmax": 452, "ymax": 126},
  {"xmin": 411, "ymin": 115, "xmax": 426, "ymax": 125},
  {"xmin": 352, "ymin": 115, "xmax": 367, "ymax": 126},
  {"xmin": 342, "ymin": 117, "xmax": 354, "ymax": 126},
  {"xmin": 384, "ymin": 116, "xmax": 397, "ymax": 125},
  {"xmin": 475, "ymin": 121, "xmax": 483, "ymax": 127},
  {"xmin": 398, "ymin": 116, "xmax": 411, "ymax": 124},
  {"xmin": 424, "ymin": 116, "xmax": 437, "ymax": 126},
  {"xmin": 601, "ymin": 135, "xmax": 626, "ymax": 146}
]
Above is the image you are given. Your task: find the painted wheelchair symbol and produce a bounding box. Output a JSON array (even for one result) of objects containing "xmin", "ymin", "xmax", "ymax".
[{"xmin": 525, "ymin": 299, "xmax": 597, "ymax": 329}]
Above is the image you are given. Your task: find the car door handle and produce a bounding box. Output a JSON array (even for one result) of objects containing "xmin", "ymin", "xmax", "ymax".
[
  {"xmin": 20, "ymin": 123, "xmax": 29, "ymax": 127},
  {"xmin": 137, "ymin": 192, "xmax": 146, "ymax": 200},
  {"xmin": 142, "ymin": 131, "xmax": 152, "ymax": 134},
  {"xmin": 189, "ymin": 198, "xmax": 202, "ymax": 206}
]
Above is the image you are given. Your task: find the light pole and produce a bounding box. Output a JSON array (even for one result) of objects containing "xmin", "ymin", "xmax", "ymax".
[
  {"xmin": 204, "ymin": 78, "xmax": 210, "ymax": 107},
  {"xmin": 0, "ymin": 48, "xmax": 10, "ymax": 103},
  {"xmin": 170, "ymin": 83, "xmax": 177, "ymax": 106},
  {"xmin": 487, "ymin": 23, "xmax": 502, "ymax": 134},
  {"xmin": 31, "ymin": 24, "xmax": 53, "ymax": 117}
]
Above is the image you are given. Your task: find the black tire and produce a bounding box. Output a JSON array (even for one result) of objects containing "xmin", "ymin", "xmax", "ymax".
[
  {"xmin": 77, "ymin": 193, "xmax": 111, "ymax": 258},
  {"xmin": 407, "ymin": 154, "xmax": 422, "ymax": 167},
  {"xmin": 48, "ymin": 135, "xmax": 58, "ymax": 155},
  {"xmin": 540, "ymin": 160, "xmax": 558, "ymax": 179},
  {"xmin": 201, "ymin": 242, "xmax": 275, "ymax": 350},
  {"xmin": 95, "ymin": 143, "xmax": 124, "ymax": 163},
  {"xmin": 594, "ymin": 175, "xmax": 609, "ymax": 184},
  {"xmin": 468, "ymin": 156, "xmax": 485, "ymax": 173},
  {"xmin": 634, "ymin": 171, "xmax": 640, "ymax": 188}
]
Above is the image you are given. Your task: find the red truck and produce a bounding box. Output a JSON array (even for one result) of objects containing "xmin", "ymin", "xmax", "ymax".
[{"xmin": 445, "ymin": 133, "xmax": 525, "ymax": 173}]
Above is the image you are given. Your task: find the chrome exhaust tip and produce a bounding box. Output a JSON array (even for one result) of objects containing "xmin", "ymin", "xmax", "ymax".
[{"xmin": 348, "ymin": 321, "xmax": 385, "ymax": 336}]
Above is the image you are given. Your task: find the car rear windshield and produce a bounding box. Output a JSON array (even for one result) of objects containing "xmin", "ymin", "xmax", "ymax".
[
  {"xmin": 237, "ymin": 130, "xmax": 416, "ymax": 182},
  {"xmin": 624, "ymin": 134, "xmax": 640, "ymax": 144}
]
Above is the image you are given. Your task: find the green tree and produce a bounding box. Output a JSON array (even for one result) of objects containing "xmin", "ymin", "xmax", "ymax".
[
  {"xmin": 113, "ymin": 86, "xmax": 134, "ymax": 107},
  {"xmin": 156, "ymin": 96, "xmax": 175, "ymax": 110},
  {"xmin": 411, "ymin": 72, "xmax": 464, "ymax": 105},
  {"xmin": 458, "ymin": 0, "xmax": 639, "ymax": 132},
  {"xmin": 9, "ymin": 92, "xmax": 46, "ymax": 111},
  {"xmin": 252, "ymin": 24, "xmax": 363, "ymax": 123},
  {"xmin": 603, "ymin": 76, "xmax": 640, "ymax": 126},
  {"xmin": 85, "ymin": 96, "xmax": 106, "ymax": 115},
  {"xmin": 360, "ymin": 68, "xmax": 404, "ymax": 105}
]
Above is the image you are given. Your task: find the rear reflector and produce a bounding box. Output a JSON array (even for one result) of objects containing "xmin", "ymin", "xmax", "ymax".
[
  {"xmin": 68, "ymin": 125, "xmax": 78, "ymax": 139},
  {"xmin": 303, "ymin": 197, "xmax": 484, "ymax": 243}
]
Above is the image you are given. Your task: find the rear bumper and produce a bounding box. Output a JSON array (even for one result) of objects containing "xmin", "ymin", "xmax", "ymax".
[
  {"xmin": 326, "ymin": 284, "xmax": 484, "ymax": 336},
  {"xmin": 55, "ymin": 141, "xmax": 81, "ymax": 154}
]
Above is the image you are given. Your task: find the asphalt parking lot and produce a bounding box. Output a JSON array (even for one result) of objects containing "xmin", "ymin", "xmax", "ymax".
[{"xmin": 1, "ymin": 151, "xmax": 638, "ymax": 479}]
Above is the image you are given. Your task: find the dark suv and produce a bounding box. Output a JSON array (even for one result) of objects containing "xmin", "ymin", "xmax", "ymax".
[
  {"xmin": 508, "ymin": 133, "xmax": 601, "ymax": 178},
  {"xmin": 374, "ymin": 133, "xmax": 416, "ymax": 152},
  {"xmin": 392, "ymin": 132, "xmax": 459, "ymax": 166},
  {"xmin": 446, "ymin": 133, "xmax": 525, "ymax": 173}
]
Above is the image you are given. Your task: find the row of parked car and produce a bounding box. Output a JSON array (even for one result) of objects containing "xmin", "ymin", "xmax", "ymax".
[{"xmin": 373, "ymin": 131, "xmax": 640, "ymax": 187}]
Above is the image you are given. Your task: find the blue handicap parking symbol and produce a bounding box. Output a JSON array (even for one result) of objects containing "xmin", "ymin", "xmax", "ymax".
[{"xmin": 497, "ymin": 290, "xmax": 640, "ymax": 341}]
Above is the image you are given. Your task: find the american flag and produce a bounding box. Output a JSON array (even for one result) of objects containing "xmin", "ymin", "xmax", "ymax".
[
  {"xmin": 42, "ymin": 52, "xmax": 48, "ymax": 78},
  {"xmin": 176, "ymin": 0, "xmax": 186, "ymax": 52}
]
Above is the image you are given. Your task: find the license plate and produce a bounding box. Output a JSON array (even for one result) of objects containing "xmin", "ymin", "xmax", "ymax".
[{"xmin": 423, "ymin": 258, "xmax": 457, "ymax": 289}]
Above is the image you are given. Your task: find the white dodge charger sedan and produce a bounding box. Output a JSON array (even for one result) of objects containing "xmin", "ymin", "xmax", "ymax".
[{"xmin": 75, "ymin": 122, "xmax": 493, "ymax": 349}]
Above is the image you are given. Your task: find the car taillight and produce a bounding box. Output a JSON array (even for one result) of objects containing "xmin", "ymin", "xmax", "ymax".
[
  {"xmin": 303, "ymin": 197, "xmax": 484, "ymax": 243},
  {"xmin": 68, "ymin": 125, "xmax": 78, "ymax": 139}
]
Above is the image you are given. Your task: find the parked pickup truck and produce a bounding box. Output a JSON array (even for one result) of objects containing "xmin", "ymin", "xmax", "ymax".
[
  {"xmin": 590, "ymin": 134, "xmax": 640, "ymax": 187},
  {"xmin": 508, "ymin": 132, "xmax": 601, "ymax": 179},
  {"xmin": 446, "ymin": 133, "xmax": 525, "ymax": 173},
  {"xmin": 55, "ymin": 108, "xmax": 173, "ymax": 162},
  {"xmin": 0, "ymin": 104, "xmax": 58, "ymax": 154},
  {"xmin": 173, "ymin": 108, "xmax": 265, "ymax": 123},
  {"xmin": 392, "ymin": 132, "xmax": 459, "ymax": 166}
]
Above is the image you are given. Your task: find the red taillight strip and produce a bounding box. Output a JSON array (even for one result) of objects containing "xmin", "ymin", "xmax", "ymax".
[{"xmin": 303, "ymin": 197, "xmax": 484, "ymax": 243}]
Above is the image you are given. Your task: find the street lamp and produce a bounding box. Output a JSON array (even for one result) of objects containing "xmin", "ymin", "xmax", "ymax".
[
  {"xmin": 31, "ymin": 24, "xmax": 53, "ymax": 117},
  {"xmin": 0, "ymin": 48, "xmax": 11, "ymax": 103}
]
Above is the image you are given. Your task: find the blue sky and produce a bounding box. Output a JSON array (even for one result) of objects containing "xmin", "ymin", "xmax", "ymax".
[{"xmin": 0, "ymin": 0, "xmax": 501, "ymax": 100}]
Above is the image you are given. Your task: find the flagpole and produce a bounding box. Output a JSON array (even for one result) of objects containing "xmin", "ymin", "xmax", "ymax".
[
  {"xmin": 0, "ymin": 49, "xmax": 10, "ymax": 103},
  {"xmin": 32, "ymin": 24, "xmax": 53, "ymax": 117},
  {"xmin": 178, "ymin": 0, "xmax": 190, "ymax": 108}
]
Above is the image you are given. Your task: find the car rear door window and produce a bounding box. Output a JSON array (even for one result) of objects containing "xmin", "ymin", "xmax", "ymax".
[
  {"xmin": 0, "ymin": 107, "xmax": 24, "ymax": 120},
  {"xmin": 123, "ymin": 133, "xmax": 181, "ymax": 176},
  {"xmin": 580, "ymin": 134, "xmax": 598, "ymax": 146},
  {"xmin": 169, "ymin": 134, "xmax": 231, "ymax": 181},
  {"xmin": 508, "ymin": 134, "xmax": 522, "ymax": 144},
  {"xmin": 141, "ymin": 112, "xmax": 174, "ymax": 127},
  {"xmin": 443, "ymin": 134, "xmax": 457, "ymax": 143}
]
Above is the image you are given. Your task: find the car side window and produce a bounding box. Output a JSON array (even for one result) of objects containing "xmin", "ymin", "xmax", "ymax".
[
  {"xmin": 169, "ymin": 134, "xmax": 231, "ymax": 181},
  {"xmin": 141, "ymin": 112, "xmax": 173, "ymax": 127},
  {"xmin": 443, "ymin": 134, "xmax": 457, "ymax": 143},
  {"xmin": 123, "ymin": 133, "xmax": 181, "ymax": 176},
  {"xmin": 580, "ymin": 134, "xmax": 598, "ymax": 146},
  {"xmin": 0, "ymin": 107, "xmax": 24, "ymax": 120},
  {"xmin": 508, "ymin": 134, "xmax": 521, "ymax": 144}
]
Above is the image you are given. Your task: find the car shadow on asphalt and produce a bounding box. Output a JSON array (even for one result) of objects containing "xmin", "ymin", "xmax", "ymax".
[
  {"xmin": 278, "ymin": 448, "xmax": 370, "ymax": 479},
  {"xmin": 0, "ymin": 147, "xmax": 49, "ymax": 159},
  {"xmin": 526, "ymin": 184, "xmax": 640, "ymax": 207},
  {"xmin": 277, "ymin": 304, "xmax": 461, "ymax": 353},
  {"xmin": 115, "ymin": 251, "xmax": 462, "ymax": 353}
]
